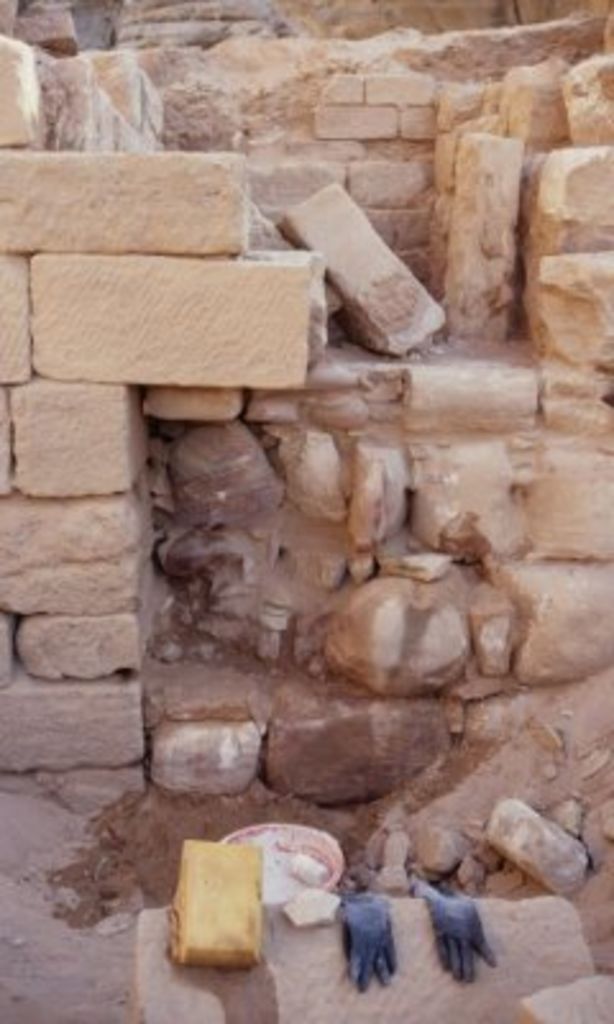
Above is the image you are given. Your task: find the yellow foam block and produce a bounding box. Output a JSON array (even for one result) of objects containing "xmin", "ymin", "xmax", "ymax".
[{"xmin": 169, "ymin": 840, "xmax": 263, "ymax": 969}]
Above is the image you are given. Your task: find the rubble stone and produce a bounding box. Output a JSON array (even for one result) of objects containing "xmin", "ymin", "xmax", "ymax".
[
  {"xmin": 12, "ymin": 380, "xmax": 147, "ymax": 498},
  {"xmin": 499, "ymin": 59, "xmax": 569, "ymax": 149},
  {"xmin": 445, "ymin": 133, "xmax": 524, "ymax": 341},
  {"xmin": 0, "ymin": 37, "xmax": 39, "ymax": 147},
  {"xmin": 90, "ymin": 51, "xmax": 162, "ymax": 146},
  {"xmin": 405, "ymin": 362, "xmax": 538, "ymax": 434},
  {"xmin": 469, "ymin": 584, "xmax": 515, "ymax": 677},
  {"xmin": 32, "ymin": 255, "xmax": 312, "ymax": 388},
  {"xmin": 348, "ymin": 442, "xmax": 408, "ymax": 552},
  {"xmin": 0, "ymin": 256, "xmax": 30, "ymax": 384},
  {"xmin": 0, "ymin": 673, "xmax": 143, "ymax": 772},
  {"xmin": 151, "ymin": 720, "xmax": 261, "ymax": 795},
  {"xmin": 0, "ymin": 0, "xmax": 16, "ymax": 34},
  {"xmin": 415, "ymin": 821, "xmax": 469, "ymax": 876},
  {"xmin": 486, "ymin": 798, "xmax": 588, "ymax": 895},
  {"xmin": 278, "ymin": 430, "xmax": 346, "ymax": 523},
  {"xmin": 564, "ymin": 55, "xmax": 614, "ymax": 146},
  {"xmin": 537, "ymin": 253, "xmax": 614, "ymax": 370},
  {"xmin": 533, "ymin": 148, "xmax": 614, "ymax": 257},
  {"xmin": 0, "ymin": 152, "xmax": 246, "ymax": 255},
  {"xmin": 518, "ymin": 975, "xmax": 614, "ymax": 1023},
  {"xmin": 17, "ymin": 613, "xmax": 145, "ymax": 680},
  {"xmin": 0, "ymin": 389, "xmax": 9, "ymax": 496},
  {"xmin": 144, "ymin": 387, "xmax": 243, "ymax": 422},
  {"xmin": 281, "ymin": 184, "xmax": 444, "ymax": 357},
  {"xmin": 283, "ymin": 890, "xmax": 340, "ymax": 928}
]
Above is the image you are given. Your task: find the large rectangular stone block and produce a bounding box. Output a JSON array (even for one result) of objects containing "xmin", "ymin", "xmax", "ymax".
[
  {"xmin": 0, "ymin": 152, "xmax": 247, "ymax": 255},
  {"xmin": 31, "ymin": 255, "xmax": 311, "ymax": 388},
  {"xmin": 0, "ymin": 256, "xmax": 30, "ymax": 384},
  {"xmin": 0, "ymin": 37, "xmax": 40, "ymax": 147},
  {"xmin": 17, "ymin": 612, "xmax": 145, "ymax": 680},
  {"xmin": 0, "ymin": 673, "xmax": 143, "ymax": 771},
  {"xmin": 12, "ymin": 380, "xmax": 147, "ymax": 497}
]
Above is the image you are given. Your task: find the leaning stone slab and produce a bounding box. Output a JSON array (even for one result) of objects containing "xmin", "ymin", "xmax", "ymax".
[
  {"xmin": 12, "ymin": 380, "xmax": 147, "ymax": 497},
  {"xmin": 0, "ymin": 672, "xmax": 143, "ymax": 771},
  {"xmin": 0, "ymin": 152, "xmax": 246, "ymax": 254},
  {"xmin": 17, "ymin": 613, "xmax": 145, "ymax": 680},
  {"xmin": 0, "ymin": 256, "xmax": 30, "ymax": 384},
  {"xmin": 281, "ymin": 183, "xmax": 444, "ymax": 357},
  {"xmin": 0, "ymin": 37, "xmax": 39, "ymax": 147},
  {"xmin": 32, "ymin": 255, "xmax": 311, "ymax": 389},
  {"xmin": 518, "ymin": 976, "xmax": 614, "ymax": 1024}
]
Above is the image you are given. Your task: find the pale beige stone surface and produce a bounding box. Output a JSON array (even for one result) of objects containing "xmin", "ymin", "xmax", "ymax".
[
  {"xmin": 0, "ymin": 0, "xmax": 17, "ymax": 35},
  {"xmin": 151, "ymin": 720, "xmax": 261, "ymax": 795},
  {"xmin": 405, "ymin": 362, "xmax": 538, "ymax": 434},
  {"xmin": 144, "ymin": 387, "xmax": 244, "ymax": 422},
  {"xmin": 500, "ymin": 58, "xmax": 569, "ymax": 149},
  {"xmin": 469, "ymin": 583, "xmax": 515, "ymax": 677},
  {"xmin": 321, "ymin": 75, "xmax": 364, "ymax": 104},
  {"xmin": 0, "ymin": 389, "xmax": 9, "ymax": 496},
  {"xmin": 399, "ymin": 107, "xmax": 437, "ymax": 139},
  {"xmin": 537, "ymin": 253, "xmax": 614, "ymax": 369},
  {"xmin": 34, "ymin": 765, "xmax": 145, "ymax": 816},
  {"xmin": 533, "ymin": 147, "xmax": 614, "ymax": 256},
  {"xmin": 365, "ymin": 72, "xmax": 436, "ymax": 106},
  {"xmin": 17, "ymin": 613, "xmax": 144, "ymax": 680},
  {"xmin": 518, "ymin": 976, "xmax": 614, "ymax": 1024},
  {"xmin": 0, "ymin": 152, "xmax": 246, "ymax": 255},
  {"xmin": 348, "ymin": 441, "xmax": 408, "ymax": 552},
  {"xmin": 32, "ymin": 255, "xmax": 311, "ymax": 388},
  {"xmin": 12, "ymin": 380, "xmax": 147, "ymax": 498},
  {"xmin": 248, "ymin": 161, "xmax": 346, "ymax": 221},
  {"xmin": 445, "ymin": 133, "xmax": 524, "ymax": 341},
  {"xmin": 282, "ymin": 184, "xmax": 444, "ymax": 356},
  {"xmin": 0, "ymin": 256, "xmax": 30, "ymax": 384},
  {"xmin": 90, "ymin": 51, "xmax": 162, "ymax": 146},
  {"xmin": 0, "ymin": 673, "xmax": 143, "ymax": 771},
  {"xmin": 0, "ymin": 37, "xmax": 39, "ymax": 147},
  {"xmin": 245, "ymin": 249, "xmax": 327, "ymax": 365},
  {"xmin": 347, "ymin": 160, "xmax": 432, "ymax": 209},
  {"xmin": 278, "ymin": 430, "xmax": 346, "ymax": 523},
  {"xmin": 564, "ymin": 54, "xmax": 614, "ymax": 145},
  {"xmin": 315, "ymin": 105, "xmax": 398, "ymax": 140},
  {"xmin": 0, "ymin": 612, "xmax": 13, "ymax": 685}
]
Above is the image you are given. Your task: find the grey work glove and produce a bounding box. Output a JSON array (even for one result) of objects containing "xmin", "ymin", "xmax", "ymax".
[
  {"xmin": 340, "ymin": 893, "xmax": 397, "ymax": 993},
  {"xmin": 411, "ymin": 879, "xmax": 497, "ymax": 984}
]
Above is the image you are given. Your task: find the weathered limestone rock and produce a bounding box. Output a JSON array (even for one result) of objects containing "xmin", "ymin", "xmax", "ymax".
[
  {"xmin": 169, "ymin": 423, "xmax": 283, "ymax": 528},
  {"xmin": 267, "ymin": 682, "xmax": 449, "ymax": 804},
  {"xmin": 90, "ymin": 51, "xmax": 162, "ymax": 147},
  {"xmin": 278, "ymin": 430, "xmax": 345, "ymax": 523},
  {"xmin": 151, "ymin": 720, "xmax": 261, "ymax": 795},
  {"xmin": 486, "ymin": 799, "xmax": 589, "ymax": 895},
  {"xmin": 0, "ymin": 672, "xmax": 143, "ymax": 771},
  {"xmin": 0, "ymin": 491, "xmax": 147, "ymax": 615},
  {"xmin": 564, "ymin": 55, "xmax": 614, "ymax": 146},
  {"xmin": 12, "ymin": 380, "xmax": 147, "ymax": 498},
  {"xmin": 549, "ymin": 799, "xmax": 583, "ymax": 838},
  {"xmin": 0, "ymin": 389, "xmax": 9, "ymax": 496},
  {"xmin": 415, "ymin": 821, "xmax": 468, "ymax": 875},
  {"xmin": 0, "ymin": 152, "xmax": 246, "ymax": 255},
  {"xmin": 518, "ymin": 976, "xmax": 614, "ymax": 1024},
  {"xmin": 347, "ymin": 160, "xmax": 432, "ymax": 209},
  {"xmin": 378, "ymin": 550, "xmax": 452, "ymax": 583},
  {"xmin": 348, "ymin": 442, "xmax": 408, "ymax": 552},
  {"xmin": 17, "ymin": 613, "xmax": 144, "ymax": 680},
  {"xmin": 325, "ymin": 577, "xmax": 469, "ymax": 698},
  {"xmin": 445, "ymin": 134, "xmax": 524, "ymax": 341},
  {"xmin": 249, "ymin": 161, "xmax": 346, "ymax": 222},
  {"xmin": 15, "ymin": 7, "xmax": 78, "ymax": 56},
  {"xmin": 532, "ymin": 147, "xmax": 614, "ymax": 256},
  {"xmin": 0, "ymin": 613, "xmax": 13, "ymax": 686},
  {"xmin": 144, "ymin": 387, "xmax": 244, "ymax": 422},
  {"xmin": 246, "ymin": 249, "xmax": 327, "ymax": 365},
  {"xmin": 437, "ymin": 81, "xmax": 485, "ymax": 131},
  {"xmin": 283, "ymin": 890, "xmax": 340, "ymax": 929},
  {"xmin": 32, "ymin": 255, "xmax": 311, "ymax": 388},
  {"xmin": 537, "ymin": 253, "xmax": 614, "ymax": 369},
  {"xmin": 493, "ymin": 563, "xmax": 614, "ymax": 685},
  {"xmin": 469, "ymin": 584, "xmax": 515, "ymax": 677},
  {"xmin": 0, "ymin": 37, "xmax": 39, "ymax": 147},
  {"xmin": 410, "ymin": 441, "xmax": 527, "ymax": 559},
  {"xmin": 525, "ymin": 444, "xmax": 614, "ymax": 559},
  {"xmin": 281, "ymin": 184, "xmax": 444, "ymax": 356},
  {"xmin": 143, "ymin": 658, "xmax": 272, "ymax": 729},
  {"xmin": 0, "ymin": 256, "xmax": 30, "ymax": 384},
  {"xmin": 499, "ymin": 59, "xmax": 569, "ymax": 149},
  {"xmin": 540, "ymin": 361, "xmax": 614, "ymax": 436},
  {"xmin": 405, "ymin": 362, "xmax": 538, "ymax": 434}
]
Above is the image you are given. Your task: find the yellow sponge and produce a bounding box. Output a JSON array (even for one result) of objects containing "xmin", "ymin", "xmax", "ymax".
[{"xmin": 169, "ymin": 840, "xmax": 263, "ymax": 969}]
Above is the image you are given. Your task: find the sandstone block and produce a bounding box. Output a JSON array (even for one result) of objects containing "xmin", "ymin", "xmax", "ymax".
[
  {"xmin": 405, "ymin": 362, "xmax": 538, "ymax": 434},
  {"xmin": 37, "ymin": 53, "xmax": 119, "ymax": 152},
  {"xmin": 321, "ymin": 75, "xmax": 364, "ymax": 105},
  {"xmin": 248, "ymin": 161, "xmax": 346, "ymax": 221},
  {"xmin": 142, "ymin": 658, "xmax": 272, "ymax": 730},
  {"xmin": 278, "ymin": 430, "xmax": 346, "ymax": 523},
  {"xmin": 325, "ymin": 577, "xmax": 469, "ymax": 698},
  {"xmin": 347, "ymin": 160, "xmax": 433, "ymax": 209},
  {"xmin": 445, "ymin": 133, "xmax": 524, "ymax": 342},
  {"xmin": 518, "ymin": 976, "xmax": 614, "ymax": 1024},
  {"xmin": 0, "ymin": 612, "xmax": 13, "ymax": 685},
  {"xmin": 348, "ymin": 442, "xmax": 408, "ymax": 553},
  {"xmin": 437, "ymin": 82, "xmax": 485, "ymax": 131},
  {"xmin": 17, "ymin": 613, "xmax": 145, "ymax": 680},
  {"xmin": 365, "ymin": 73, "xmax": 436, "ymax": 107},
  {"xmin": 315, "ymin": 106, "xmax": 398, "ymax": 141},
  {"xmin": 0, "ymin": 37, "xmax": 39, "ymax": 147},
  {"xmin": 493, "ymin": 562, "xmax": 614, "ymax": 685},
  {"xmin": 12, "ymin": 380, "xmax": 147, "ymax": 498},
  {"xmin": 486, "ymin": 799, "xmax": 588, "ymax": 895},
  {"xmin": 0, "ymin": 256, "xmax": 30, "ymax": 384},
  {"xmin": 282, "ymin": 184, "xmax": 444, "ymax": 356},
  {"xmin": 533, "ymin": 148, "xmax": 614, "ymax": 256},
  {"xmin": 0, "ymin": 152, "xmax": 246, "ymax": 255},
  {"xmin": 0, "ymin": 673, "xmax": 143, "ymax": 771},
  {"xmin": 15, "ymin": 7, "xmax": 78, "ymax": 56},
  {"xmin": 0, "ymin": 491, "xmax": 147, "ymax": 615},
  {"xmin": 151, "ymin": 720, "xmax": 261, "ymax": 795},
  {"xmin": 499, "ymin": 59, "xmax": 569, "ymax": 149},
  {"xmin": 32, "ymin": 255, "xmax": 311, "ymax": 389},
  {"xmin": 246, "ymin": 249, "xmax": 327, "ymax": 365},
  {"xmin": 537, "ymin": 253, "xmax": 614, "ymax": 370},
  {"xmin": 564, "ymin": 55, "xmax": 614, "ymax": 146},
  {"xmin": 144, "ymin": 387, "xmax": 243, "ymax": 422},
  {"xmin": 399, "ymin": 107, "xmax": 437, "ymax": 140},
  {"xmin": 266, "ymin": 682, "xmax": 449, "ymax": 804}
]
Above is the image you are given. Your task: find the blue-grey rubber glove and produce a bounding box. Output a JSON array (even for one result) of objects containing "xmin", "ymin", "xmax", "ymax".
[
  {"xmin": 340, "ymin": 893, "xmax": 397, "ymax": 993},
  {"xmin": 411, "ymin": 879, "xmax": 497, "ymax": 983}
]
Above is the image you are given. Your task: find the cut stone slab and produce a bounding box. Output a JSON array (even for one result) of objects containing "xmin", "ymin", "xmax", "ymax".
[
  {"xmin": 0, "ymin": 612, "xmax": 13, "ymax": 686},
  {"xmin": 564, "ymin": 55, "xmax": 614, "ymax": 146},
  {"xmin": 133, "ymin": 898, "xmax": 594, "ymax": 1024},
  {"xmin": 32, "ymin": 255, "xmax": 311, "ymax": 389},
  {"xmin": 283, "ymin": 890, "xmax": 340, "ymax": 929},
  {"xmin": 537, "ymin": 253, "xmax": 614, "ymax": 370},
  {"xmin": 0, "ymin": 37, "xmax": 40, "ymax": 147},
  {"xmin": 0, "ymin": 672, "xmax": 143, "ymax": 771},
  {"xmin": 469, "ymin": 584, "xmax": 515, "ymax": 678},
  {"xmin": 144, "ymin": 387, "xmax": 244, "ymax": 422},
  {"xmin": 445, "ymin": 133, "xmax": 524, "ymax": 342},
  {"xmin": 151, "ymin": 720, "xmax": 261, "ymax": 796},
  {"xmin": 17, "ymin": 613, "xmax": 145, "ymax": 680},
  {"xmin": 518, "ymin": 976, "xmax": 614, "ymax": 1024},
  {"xmin": 486, "ymin": 799, "xmax": 588, "ymax": 895},
  {"xmin": 0, "ymin": 256, "xmax": 30, "ymax": 384},
  {"xmin": 12, "ymin": 380, "xmax": 147, "ymax": 498},
  {"xmin": 281, "ymin": 184, "xmax": 444, "ymax": 357},
  {"xmin": 0, "ymin": 152, "xmax": 246, "ymax": 255},
  {"xmin": 405, "ymin": 362, "xmax": 538, "ymax": 434}
]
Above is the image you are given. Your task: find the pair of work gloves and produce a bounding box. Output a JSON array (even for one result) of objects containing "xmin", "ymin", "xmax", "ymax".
[{"xmin": 340, "ymin": 879, "xmax": 497, "ymax": 992}]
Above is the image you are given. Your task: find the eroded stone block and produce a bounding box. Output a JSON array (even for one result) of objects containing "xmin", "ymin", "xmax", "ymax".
[
  {"xmin": 405, "ymin": 362, "xmax": 538, "ymax": 434},
  {"xmin": 17, "ymin": 613, "xmax": 145, "ymax": 680},
  {"xmin": 144, "ymin": 387, "xmax": 243, "ymax": 422},
  {"xmin": 537, "ymin": 253, "xmax": 614, "ymax": 370},
  {"xmin": 564, "ymin": 55, "xmax": 614, "ymax": 146},
  {"xmin": 500, "ymin": 58, "xmax": 569, "ymax": 149},
  {"xmin": 151, "ymin": 720, "xmax": 261, "ymax": 795},
  {"xmin": 365, "ymin": 72, "xmax": 436, "ymax": 107},
  {"xmin": 0, "ymin": 37, "xmax": 39, "ymax": 147}
]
